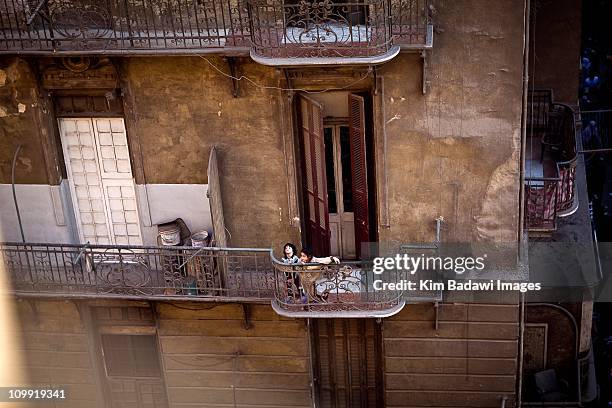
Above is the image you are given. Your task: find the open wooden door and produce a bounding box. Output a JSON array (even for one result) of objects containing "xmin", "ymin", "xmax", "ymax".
[
  {"xmin": 349, "ymin": 94, "xmax": 370, "ymax": 258},
  {"xmin": 299, "ymin": 95, "xmax": 331, "ymax": 256}
]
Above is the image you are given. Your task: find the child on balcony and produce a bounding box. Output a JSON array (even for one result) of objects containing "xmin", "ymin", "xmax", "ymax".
[
  {"xmin": 298, "ymin": 248, "xmax": 340, "ymax": 265},
  {"xmin": 281, "ymin": 243, "xmax": 299, "ymax": 264},
  {"xmin": 298, "ymin": 247, "xmax": 340, "ymax": 301},
  {"xmin": 281, "ymin": 243, "xmax": 302, "ymax": 303}
]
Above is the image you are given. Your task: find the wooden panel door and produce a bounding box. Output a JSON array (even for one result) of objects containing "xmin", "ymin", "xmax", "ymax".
[
  {"xmin": 312, "ymin": 319, "xmax": 384, "ymax": 407},
  {"xmin": 299, "ymin": 95, "xmax": 331, "ymax": 256},
  {"xmin": 60, "ymin": 118, "xmax": 142, "ymax": 245},
  {"xmin": 348, "ymin": 94, "xmax": 369, "ymax": 258}
]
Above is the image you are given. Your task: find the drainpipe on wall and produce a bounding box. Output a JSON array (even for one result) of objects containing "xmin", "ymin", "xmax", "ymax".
[
  {"xmin": 518, "ymin": 0, "xmax": 531, "ymax": 260},
  {"xmin": 517, "ymin": 292, "xmax": 526, "ymax": 408},
  {"xmin": 517, "ymin": 1, "xmax": 531, "ymax": 404},
  {"xmin": 518, "ymin": 0, "xmax": 531, "ymax": 251}
]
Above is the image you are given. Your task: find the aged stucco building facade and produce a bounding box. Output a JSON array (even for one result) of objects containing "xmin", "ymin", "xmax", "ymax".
[{"xmin": 0, "ymin": 0, "xmax": 597, "ymax": 407}]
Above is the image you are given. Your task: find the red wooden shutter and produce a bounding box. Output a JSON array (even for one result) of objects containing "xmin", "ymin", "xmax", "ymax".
[
  {"xmin": 349, "ymin": 94, "xmax": 369, "ymax": 258},
  {"xmin": 299, "ymin": 95, "xmax": 330, "ymax": 256}
]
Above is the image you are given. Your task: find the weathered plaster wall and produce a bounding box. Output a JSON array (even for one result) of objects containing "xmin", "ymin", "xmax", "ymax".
[
  {"xmin": 530, "ymin": 0, "xmax": 581, "ymax": 104},
  {"xmin": 0, "ymin": 57, "xmax": 297, "ymax": 248},
  {"xmin": 0, "ymin": 0, "xmax": 525, "ymax": 250},
  {"xmin": 0, "ymin": 58, "xmax": 55, "ymax": 185},
  {"xmin": 378, "ymin": 0, "xmax": 525, "ymax": 244},
  {"xmin": 123, "ymin": 57, "xmax": 298, "ymax": 249}
]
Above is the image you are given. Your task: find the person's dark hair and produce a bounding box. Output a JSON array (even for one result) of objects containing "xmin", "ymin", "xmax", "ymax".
[
  {"xmin": 300, "ymin": 247, "xmax": 313, "ymax": 259},
  {"xmin": 283, "ymin": 242, "xmax": 297, "ymax": 258}
]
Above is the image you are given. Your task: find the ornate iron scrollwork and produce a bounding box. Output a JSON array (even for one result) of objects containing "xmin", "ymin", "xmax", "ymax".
[
  {"xmin": 248, "ymin": 0, "xmax": 392, "ymax": 58},
  {"xmin": 273, "ymin": 261, "xmax": 404, "ymax": 315},
  {"xmin": 48, "ymin": 1, "xmax": 113, "ymax": 47}
]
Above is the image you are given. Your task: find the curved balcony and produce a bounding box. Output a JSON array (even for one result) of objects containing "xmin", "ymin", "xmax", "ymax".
[
  {"xmin": 248, "ymin": 0, "xmax": 431, "ymax": 65},
  {"xmin": 525, "ymin": 97, "xmax": 579, "ymax": 233},
  {"xmin": 248, "ymin": 0, "xmax": 393, "ymax": 64},
  {"xmin": 270, "ymin": 258, "xmax": 405, "ymax": 318}
]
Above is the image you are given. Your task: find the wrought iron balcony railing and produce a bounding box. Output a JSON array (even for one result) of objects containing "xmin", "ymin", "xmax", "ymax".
[
  {"xmin": 248, "ymin": 0, "xmax": 430, "ymax": 62},
  {"xmin": 525, "ymin": 99, "xmax": 578, "ymax": 233},
  {"xmin": 0, "ymin": 0, "xmax": 251, "ymax": 53},
  {"xmin": 1, "ymin": 242, "xmax": 275, "ymax": 300},
  {"xmin": 1, "ymin": 242, "xmax": 423, "ymax": 317},
  {"xmin": 0, "ymin": 0, "xmax": 431, "ymax": 61},
  {"xmin": 270, "ymin": 258, "xmax": 406, "ymax": 318}
]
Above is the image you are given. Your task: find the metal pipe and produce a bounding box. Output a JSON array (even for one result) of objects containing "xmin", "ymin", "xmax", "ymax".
[
  {"xmin": 72, "ymin": 243, "xmax": 91, "ymax": 264},
  {"xmin": 401, "ymin": 217, "xmax": 444, "ymax": 250},
  {"xmin": 379, "ymin": 74, "xmax": 390, "ymax": 228},
  {"xmin": 2, "ymin": 48, "xmax": 252, "ymax": 57},
  {"xmin": 578, "ymin": 148, "xmax": 612, "ymax": 154},
  {"xmin": 517, "ymin": 293, "xmax": 525, "ymax": 408},
  {"xmin": 579, "ymin": 109, "xmax": 612, "ymax": 114},
  {"xmin": 11, "ymin": 145, "xmax": 25, "ymax": 243},
  {"xmin": 0, "ymin": 242, "xmax": 274, "ymax": 252},
  {"xmin": 518, "ymin": 0, "xmax": 531, "ymax": 259},
  {"xmin": 25, "ymin": 0, "xmax": 50, "ymax": 25},
  {"xmin": 435, "ymin": 216, "xmax": 443, "ymax": 244},
  {"xmin": 5, "ymin": 292, "xmax": 273, "ymax": 304}
]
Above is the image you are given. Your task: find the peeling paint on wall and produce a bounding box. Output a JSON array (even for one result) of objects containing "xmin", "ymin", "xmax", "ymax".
[{"xmin": 474, "ymin": 151, "xmax": 520, "ymax": 242}]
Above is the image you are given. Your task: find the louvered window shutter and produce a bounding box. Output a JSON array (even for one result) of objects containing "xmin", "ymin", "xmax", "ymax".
[
  {"xmin": 348, "ymin": 94, "xmax": 369, "ymax": 258},
  {"xmin": 299, "ymin": 95, "xmax": 331, "ymax": 256},
  {"xmin": 312, "ymin": 319, "xmax": 384, "ymax": 407}
]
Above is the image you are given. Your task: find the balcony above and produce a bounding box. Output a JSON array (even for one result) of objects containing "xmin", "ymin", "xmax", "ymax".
[
  {"xmin": 0, "ymin": 0, "xmax": 251, "ymax": 55},
  {"xmin": 525, "ymin": 92, "xmax": 579, "ymax": 234},
  {"xmin": 248, "ymin": 0, "xmax": 432, "ymax": 66},
  {"xmin": 0, "ymin": 0, "xmax": 432, "ymax": 65}
]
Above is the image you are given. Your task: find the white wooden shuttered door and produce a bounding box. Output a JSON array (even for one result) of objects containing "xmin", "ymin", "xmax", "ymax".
[{"xmin": 59, "ymin": 118, "xmax": 143, "ymax": 246}]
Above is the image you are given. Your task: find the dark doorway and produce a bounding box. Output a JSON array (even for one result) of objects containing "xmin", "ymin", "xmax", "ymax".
[{"xmin": 296, "ymin": 92, "xmax": 377, "ymax": 258}]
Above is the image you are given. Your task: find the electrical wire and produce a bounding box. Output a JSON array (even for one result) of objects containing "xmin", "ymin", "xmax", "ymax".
[{"xmin": 198, "ymin": 55, "xmax": 373, "ymax": 94}]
